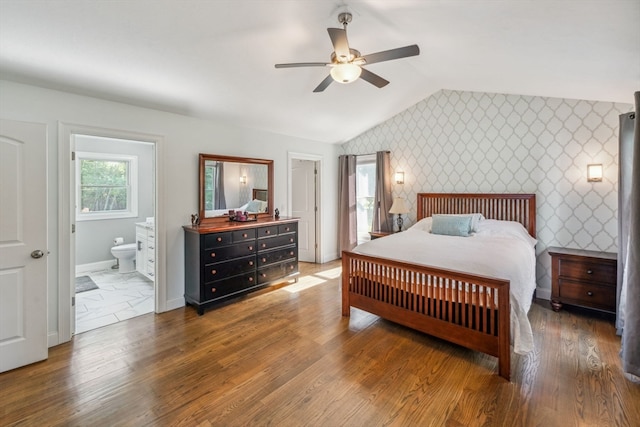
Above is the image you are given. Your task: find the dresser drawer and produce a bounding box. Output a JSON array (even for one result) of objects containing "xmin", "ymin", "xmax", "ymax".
[
  {"xmin": 232, "ymin": 228, "xmax": 256, "ymax": 242},
  {"xmin": 257, "ymin": 225, "xmax": 279, "ymax": 238},
  {"xmin": 558, "ymin": 258, "xmax": 615, "ymax": 285},
  {"xmin": 278, "ymin": 223, "xmax": 297, "ymax": 234},
  {"xmin": 204, "ymin": 232, "xmax": 233, "ymax": 248},
  {"xmin": 558, "ymin": 279, "xmax": 616, "ymax": 310},
  {"xmin": 258, "ymin": 247, "xmax": 297, "ymax": 267},
  {"xmin": 204, "ymin": 272, "xmax": 257, "ymax": 300},
  {"xmin": 257, "ymin": 260, "xmax": 298, "ymax": 284},
  {"xmin": 257, "ymin": 234, "xmax": 297, "ymax": 252},
  {"xmin": 204, "ymin": 255, "xmax": 256, "ymax": 283},
  {"xmin": 204, "ymin": 242, "xmax": 255, "ymax": 263}
]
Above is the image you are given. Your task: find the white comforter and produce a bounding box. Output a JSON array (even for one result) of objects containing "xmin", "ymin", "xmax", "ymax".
[{"xmin": 353, "ymin": 219, "xmax": 537, "ymax": 354}]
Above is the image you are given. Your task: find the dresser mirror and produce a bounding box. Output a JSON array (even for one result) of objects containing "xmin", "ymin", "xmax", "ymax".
[{"xmin": 198, "ymin": 154, "xmax": 274, "ymax": 224}]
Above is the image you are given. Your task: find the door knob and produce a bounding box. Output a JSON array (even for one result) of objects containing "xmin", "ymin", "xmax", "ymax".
[{"xmin": 31, "ymin": 250, "xmax": 44, "ymax": 259}]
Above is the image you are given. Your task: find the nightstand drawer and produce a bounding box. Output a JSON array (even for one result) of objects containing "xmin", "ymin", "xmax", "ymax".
[
  {"xmin": 558, "ymin": 259, "xmax": 615, "ymax": 285},
  {"xmin": 558, "ymin": 279, "xmax": 616, "ymax": 310}
]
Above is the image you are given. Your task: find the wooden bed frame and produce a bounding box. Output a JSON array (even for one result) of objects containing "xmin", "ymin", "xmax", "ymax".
[{"xmin": 341, "ymin": 193, "xmax": 536, "ymax": 380}]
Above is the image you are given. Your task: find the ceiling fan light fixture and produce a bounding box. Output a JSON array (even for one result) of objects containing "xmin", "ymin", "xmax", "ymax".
[{"xmin": 330, "ymin": 63, "xmax": 361, "ymax": 84}]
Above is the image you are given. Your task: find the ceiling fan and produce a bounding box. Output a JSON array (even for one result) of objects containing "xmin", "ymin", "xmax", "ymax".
[{"xmin": 275, "ymin": 12, "xmax": 420, "ymax": 92}]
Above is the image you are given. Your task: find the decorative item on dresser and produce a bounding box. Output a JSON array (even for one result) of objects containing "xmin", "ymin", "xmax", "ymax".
[
  {"xmin": 548, "ymin": 247, "xmax": 617, "ymax": 314},
  {"xmin": 184, "ymin": 217, "xmax": 299, "ymax": 315}
]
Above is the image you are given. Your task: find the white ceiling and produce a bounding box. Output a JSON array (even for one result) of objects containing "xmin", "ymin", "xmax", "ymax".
[{"xmin": 1, "ymin": 1, "xmax": 638, "ymax": 144}]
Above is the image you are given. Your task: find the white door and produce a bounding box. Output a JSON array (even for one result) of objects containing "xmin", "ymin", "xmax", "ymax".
[
  {"xmin": 292, "ymin": 159, "xmax": 317, "ymax": 262},
  {"xmin": 0, "ymin": 118, "xmax": 48, "ymax": 372}
]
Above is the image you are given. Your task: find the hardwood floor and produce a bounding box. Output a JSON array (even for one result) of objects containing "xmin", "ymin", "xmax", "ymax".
[{"xmin": 2, "ymin": 261, "xmax": 639, "ymax": 426}]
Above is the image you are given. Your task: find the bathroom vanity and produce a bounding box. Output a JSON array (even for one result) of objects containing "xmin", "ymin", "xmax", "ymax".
[
  {"xmin": 136, "ymin": 223, "xmax": 155, "ymax": 281},
  {"xmin": 183, "ymin": 217, "xmax": 299, "ymax": 315}
]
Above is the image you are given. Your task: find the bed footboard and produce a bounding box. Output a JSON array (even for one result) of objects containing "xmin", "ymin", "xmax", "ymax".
[{"xmin": 342, "ymin": 251, "xmax": 511, "ymax": 380}]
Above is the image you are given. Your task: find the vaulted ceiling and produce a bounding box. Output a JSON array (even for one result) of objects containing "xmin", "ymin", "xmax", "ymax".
[{"xmin": 1, "ymin": 1, "xmax": 638, "ymax": 143}]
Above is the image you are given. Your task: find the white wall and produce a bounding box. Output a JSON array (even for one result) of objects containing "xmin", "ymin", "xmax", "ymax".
[
  {"xmin": 341, "ymin": 89, "xmax": 633, "ymax": 298},
  {"xmin": 0, "ymin": 79, "xmax": 340, "ymax": 344}
]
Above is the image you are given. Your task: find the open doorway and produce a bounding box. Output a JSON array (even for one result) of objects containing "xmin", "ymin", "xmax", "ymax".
[
  {"xmin": 58, "ymin": 123, "xmax": 164, "ymax": 342},
  {"xmin": 288, "ymin": 152, "xmax": 322, "ymax": 263},
  {"xmin": 73, "ymin": 135, "xmax": 155, "ymax": 333}
]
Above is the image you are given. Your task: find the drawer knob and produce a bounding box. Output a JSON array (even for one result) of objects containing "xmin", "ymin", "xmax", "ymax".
[
  {"xmin": 290, "ymin": 251, "xmax": 294, "ymax": 256},
  {"xmin": 249, "ymin": 261, "xmax": 254, "ymax": 266},
  {"xmin": 290, "ymin": 238, "xmax": 294, "ymax": 242},
  {"xmin": 262, "ymin": 243, "xmax": 267, "ymax": 248},
  {"xmin": 265, "ymin": 230, "xmax": 271, "ymax": 235},
  {"xmin": 210, "ymin": 252, "xmax": 216, "ymax": 258},
  {"xmin": 211, "ymin": 287, "xmax": 216, "ymax": 293},
  {"xmin": 211, "ymin": 269, "xmax": 217, "ymax": 275},
  {"xmin": 289, "ymin": 265, "xmax": 294, "ymax": 270},
  {"xmin": 217, "ymin": 237, "xmax": 222, "ymax": 242},
  {"xmin": 248, "ymin": 246, "xmax": 253, "ymax": 251},
  {"xmin": 587, "ymin": 269, "xmax": 593, "ymax": 274},
  {"xmin": 262, "ymin": 258, "xmax": 267, "ymax": 263},
  {"xmin": 242, "ymin": 233, "xmax": 248, "ymax": 238},
  {"xmin": 285, "ymin": 227, "xmax": 290, "ymax": 231},
  {"xmin": 587, "ymin": 291, "xmax": 593, "ymax": 296},
  {"xmin": 248, "ymin": 277, "xmax": 254, "ymax": 282},
  {"xmin": 261, "ymin": 273, "xmax": 266, "ymax": 278}
]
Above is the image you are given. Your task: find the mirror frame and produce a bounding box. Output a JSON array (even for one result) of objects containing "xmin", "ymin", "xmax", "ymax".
[{"xmin": 198, "ymin": 153, "xmax": 274, "ymax": 225}]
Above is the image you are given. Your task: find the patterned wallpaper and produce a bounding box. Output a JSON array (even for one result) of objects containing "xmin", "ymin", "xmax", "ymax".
[{"xmin": 341, "ymin": 89, "xmax": 633, "ymax": 296}]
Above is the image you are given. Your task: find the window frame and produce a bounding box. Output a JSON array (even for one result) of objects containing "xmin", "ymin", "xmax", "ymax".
[{"xmin": 75, "ymin": 152, "xmax": 139, "ymax": 221}]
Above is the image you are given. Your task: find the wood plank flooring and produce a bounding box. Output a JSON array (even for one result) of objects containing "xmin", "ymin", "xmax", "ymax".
[{"xmin": 2, "ymin": 261, "xmax": 639, "ymax": 426}]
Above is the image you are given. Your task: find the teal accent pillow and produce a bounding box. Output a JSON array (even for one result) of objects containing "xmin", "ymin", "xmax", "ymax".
[
  {"xmin": 431, "ymin": 214, "xmax": 472, "ymax": 237},
  {"xmin": 246, "ymin": 199, "xmax": 263, "ymax": 213}
]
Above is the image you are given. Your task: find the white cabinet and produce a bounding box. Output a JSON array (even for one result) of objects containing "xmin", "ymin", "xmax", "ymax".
[{"xmin": 136, "ymin": 223, "xmax": 155, "ymax": 281}]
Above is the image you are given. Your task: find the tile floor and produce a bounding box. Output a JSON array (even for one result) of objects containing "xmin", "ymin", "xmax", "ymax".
[{"xmin": 75, "ymin": 269, "xmax": 154, "ymax": 334}]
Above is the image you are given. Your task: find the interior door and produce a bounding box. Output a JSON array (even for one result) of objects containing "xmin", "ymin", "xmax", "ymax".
[
  {"xmin": 0, "ymin": 118, "xmax": 48, "ymax": 372},
  {"xmin": 292, "ymin": 159, "xmax": 317, "ymax": 262}
]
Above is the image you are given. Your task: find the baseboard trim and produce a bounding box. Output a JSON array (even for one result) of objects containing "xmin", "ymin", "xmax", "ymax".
[
  {"xmin": 536, "ymin": 287, "xmax": 551, "ymax": 301},
  {"xmin": 47, "ymin": 331, "xmax": 60, "ymax": 348},
  {"xmin": 164, "ymin": 297, "xmax": 185, "ymax": 312},
  {"xmin": 76, "ymin": 260, "xmax": 116, "ymax": 275}
]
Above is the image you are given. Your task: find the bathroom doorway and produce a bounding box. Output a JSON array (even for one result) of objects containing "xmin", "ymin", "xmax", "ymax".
[{"xmin": 71, "ymin": 132, "xmax": 157, "ymax": 334}]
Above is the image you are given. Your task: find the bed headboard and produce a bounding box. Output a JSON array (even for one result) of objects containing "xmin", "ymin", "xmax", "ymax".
[{"xmin": 417, "ymin": 193, "xmax": 536, "ymax": 237}]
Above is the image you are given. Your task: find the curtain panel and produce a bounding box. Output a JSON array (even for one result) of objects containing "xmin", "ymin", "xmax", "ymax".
[
  {"xmin": 338, "ymin": 155, "xmax": 357, "ymax": 253},
  {"xmin": 620, "ymin": 92, "xmax": 640, "ymax": 380},
  {"xmin": 214, "ymin": 162, "xmax": 226, "ymax": 209},
  {"xmin": 372, "ymin": 151, "xmax": 393, "ymax": 233}
]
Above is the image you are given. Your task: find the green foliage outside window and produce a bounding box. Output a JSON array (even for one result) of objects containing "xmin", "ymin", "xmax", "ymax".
[{"xmin": 80, "ymin": 159, "xmax": 129, "ymax": 212}]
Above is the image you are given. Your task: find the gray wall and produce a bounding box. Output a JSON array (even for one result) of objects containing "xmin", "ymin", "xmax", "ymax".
[
  {"xmin": 75, "ymin": 135, "xmax": 154, "ymax": 265},
  {"xmin": 341, "ymin": 89, "xmax": 634, "ymax": 298}
]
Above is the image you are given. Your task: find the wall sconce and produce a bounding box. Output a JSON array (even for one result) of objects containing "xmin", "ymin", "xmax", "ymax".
[
  {"xmin": 240, "ymin": 175, "xmax": 247, "ymax": 185},
  {"xmin": 587, "ymin": 164, "xmax": 603, "ymax": 182},
  {"xmin": 395, "ymin": 171, "xmax": 405, "ymax": 184}
]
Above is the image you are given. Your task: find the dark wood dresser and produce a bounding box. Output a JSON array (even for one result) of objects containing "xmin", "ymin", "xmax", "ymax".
[
  {"xmin": 548, "ymin": 246, "xmax": 617, "ymax": 314},
  {"xmin": 184, "ymin": 217, "xmax": 299, "ymax": 315}
]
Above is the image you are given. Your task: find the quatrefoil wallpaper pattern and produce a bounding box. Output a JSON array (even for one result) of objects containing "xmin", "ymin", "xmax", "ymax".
[{"xmin": 341, "ymin": 89, "xmax": 633, "ymax": 296}]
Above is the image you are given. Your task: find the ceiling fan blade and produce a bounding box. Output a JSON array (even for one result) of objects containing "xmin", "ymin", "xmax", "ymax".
[
  {"xmin": 359, "ymin": 44, "xmax": 420, "ymax": 65},
  {"xmin": 313, "ymin": 75, "xmax": 334, "ymax": 93},
  {"xmin": 359, "ymin": 68, "xmax": 389, "ymax": 88},
  {"xmin": 327, "ymin": 28, "xmax": 351, "ymax": 62},
  {"xmin": 275, "ymin": 62, "xmax": 329, "ymax": 68}
]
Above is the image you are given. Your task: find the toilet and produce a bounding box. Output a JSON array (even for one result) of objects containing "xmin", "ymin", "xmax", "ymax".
[{"xmin": 110, "ymin": 243, "xmax": 137, "ymax": 273}]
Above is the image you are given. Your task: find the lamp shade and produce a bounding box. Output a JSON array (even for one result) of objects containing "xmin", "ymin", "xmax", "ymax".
[
  {"xmin": 389, "ymin": 197, "xmax": 409, "ymax": 214},
  {"xmin": 330, "ymin": 63, "xmax": 362, "ymax": 84}
]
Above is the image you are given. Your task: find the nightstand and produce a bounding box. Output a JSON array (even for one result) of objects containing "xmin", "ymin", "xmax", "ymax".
[
  {"xmin": 548, "ymin": 247, "xmax": 617, "ymax": 314},
  {"xmin": 369, "ymin": 230, "xmax": 392, "ymax": 240}
]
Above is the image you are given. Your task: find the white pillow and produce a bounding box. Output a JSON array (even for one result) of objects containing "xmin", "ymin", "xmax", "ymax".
[
  {"xmin": 475, "ymin": 219, "xmax": 537, "ymax": 247},
  {"xmin": 409, "ymin": 217, "xmax": 433, "ymax": 232}
]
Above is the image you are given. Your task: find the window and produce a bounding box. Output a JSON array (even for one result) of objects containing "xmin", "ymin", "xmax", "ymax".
[
  {"xmin": 76, "ymin": 152, "xmax": 138, "ymax": 221},
  {"xmin": 356, "ymin": 154, "xmax": 376, "ymax": 244}
]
